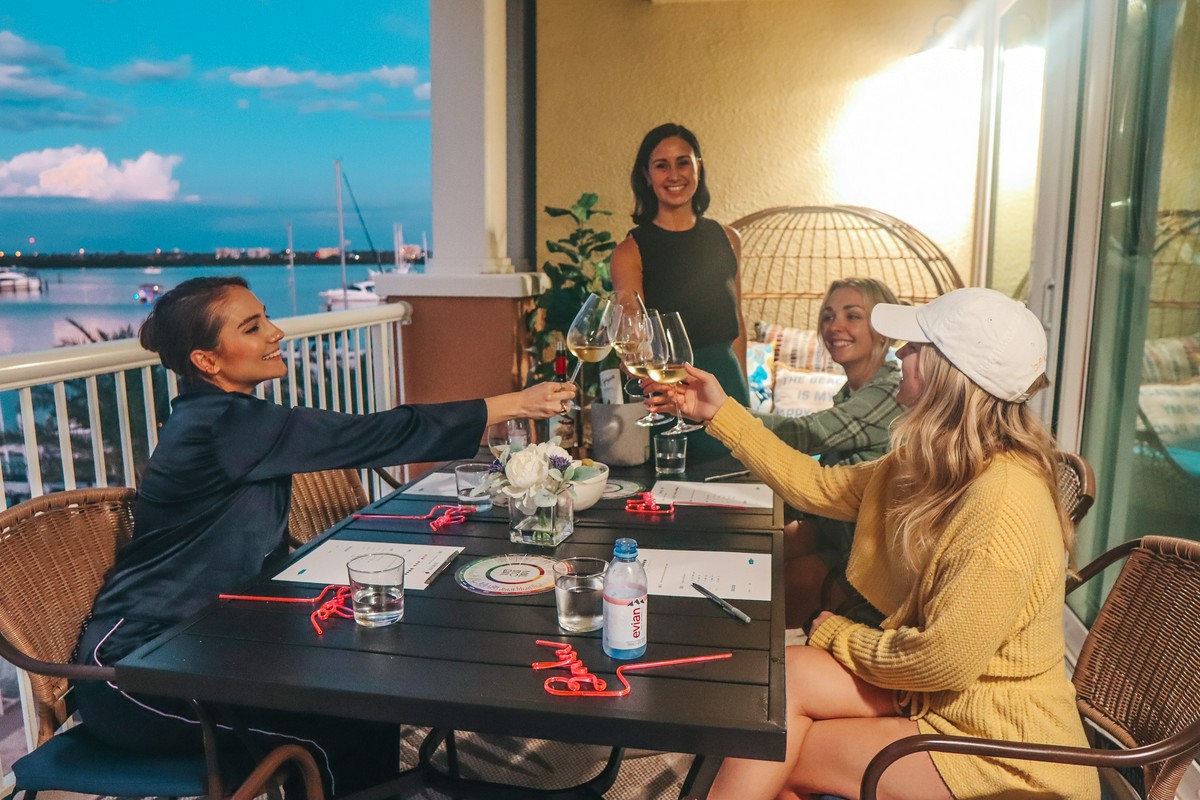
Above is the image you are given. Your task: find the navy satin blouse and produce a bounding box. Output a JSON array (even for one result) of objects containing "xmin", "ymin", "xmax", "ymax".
[{"xmin": 81, "ymin": 382, "xmax": 486, "ymax": 664}]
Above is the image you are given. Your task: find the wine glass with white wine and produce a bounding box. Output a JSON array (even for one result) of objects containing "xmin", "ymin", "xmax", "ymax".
[
  {"xmin": 621, "ymin": 308, "xmax": 672, "ymax": 427},
  {"xmin": 648, "ymin": 310, "xmax": 701, "ymax": 435},
  {"xmin": 562, "ymin": 293, "xmax": 619, "ymax": 411}
]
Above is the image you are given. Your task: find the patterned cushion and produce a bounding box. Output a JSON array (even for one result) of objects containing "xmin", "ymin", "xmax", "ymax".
[
  {"xmin": 771, "ymin": 365, "xmax": 846, "ymax": 418},
  {"xmin": 1139, "ymin": 380, "xmax": 1200, "ymax": 448},
  {"xmin": 755, "ymin": 322, "xmax": 844, "ymax": 375},
  {"xmin": 746, "ymin": 341, "xmax": 775, "ymax": 412},
  {"xmin": 1142, "ymin": 333, "xmax": 1200, "ymax": 383}
]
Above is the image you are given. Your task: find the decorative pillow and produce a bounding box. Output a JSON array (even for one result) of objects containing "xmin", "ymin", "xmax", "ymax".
[
  {"xmin": 1142, "ymin": 333, "xmax": 1200, "ymax": 384},
  {"xmin": 1139, "ymin": 380, "xmax": 1200, "ymax": 448},
  {"xmin": 746, "ymin": 341, "xmax": 775, "ymax": 413},
  {"xmin": 771, "ymin": 365, "xmax": 846, "ymax": 418},
  {"xmin": 755, "ymin": 322, "xmax": 844, "ymax": 375}
]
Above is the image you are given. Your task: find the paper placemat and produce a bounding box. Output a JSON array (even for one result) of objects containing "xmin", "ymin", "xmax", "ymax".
[
  {"xmin": 401, "ymin": 471, "xmax": 457, "ymax": 497},
  {"xmin": 650, "ymin": 480, "xmax": 773, "ymax": 509},
  {"xmin": 638, "ymin": 548, "xmax": 771, "ymax": 601},
  {"xmin": 274, "ymin": 539, "xmax": 463, "ymax": 590}
]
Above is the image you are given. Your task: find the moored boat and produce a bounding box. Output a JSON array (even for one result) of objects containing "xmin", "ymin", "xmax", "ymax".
[
  {"xmin": 319, "ymin": 280, "xmax": 380, "ymax": 311},
  {"xmin": 0, "ymin": 268, "xmax": 42, "ymax": 293}
]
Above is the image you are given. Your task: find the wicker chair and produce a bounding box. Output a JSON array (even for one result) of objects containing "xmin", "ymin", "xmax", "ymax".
[
  {"xmin": 288, "ymin": 468, "xmax": 370, "ymax": 547},
  {"xmin": 861, "ymin": 535, "xmax": 1200, "ymax": 800},
  {"xmin": 0, "ymin": 488, "xmax": 323, "ymax": 800},
  {"xmin": 732, "ymin": 205, "xmax": 964, "ymax": 332},
  {"xmin": 1058, "ymin": 450, "xmax": 1097, "ymax": 529}
]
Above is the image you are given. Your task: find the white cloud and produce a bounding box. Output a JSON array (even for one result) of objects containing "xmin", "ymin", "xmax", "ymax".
[
  {"xmin": 108, "ymin": 56, "xmax": 192, "ymax": 83},
  {"xmin": 0, "ymin": 64, "xmax": 74, "ymax": 99},
  {"xmin": 413, "ymin": 82, "xmax": 431, "ymax": 101},
  {"xmin": 0, "ymin": 146, "xmax": 182, "ymax": 201},
  {"xmin": 0, "ymin": 30, "xmax": 67, "ymax": 70},
  {"xmin": 369, "ymin": 65, "xmax": 417, "ymax": 87},
  {"xmin": 226, "ymin": 63, "xmax": 422, "ymax": 94},
  {"xmin": 229, "ymin": 66, "xmax": 356, "ymax": 91}
]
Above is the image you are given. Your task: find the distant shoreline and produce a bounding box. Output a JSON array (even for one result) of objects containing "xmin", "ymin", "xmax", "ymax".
[{"xmin": 0, "ymin": 251, "xmax": 423, "ymax": 270}]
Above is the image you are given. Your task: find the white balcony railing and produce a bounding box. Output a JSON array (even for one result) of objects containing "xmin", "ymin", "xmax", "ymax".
[{"xmin": 0, "ymin": 302, "xmax": 410, "ymax": 781}]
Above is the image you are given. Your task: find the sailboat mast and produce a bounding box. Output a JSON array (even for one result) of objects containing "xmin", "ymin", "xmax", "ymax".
[
  {"xmin": 334, "ymin": 159, "xmax": 349, "ymax": 310},
  {"xmin": 286, "ymin": 221, "xmax": 297, "ymax": 316}
]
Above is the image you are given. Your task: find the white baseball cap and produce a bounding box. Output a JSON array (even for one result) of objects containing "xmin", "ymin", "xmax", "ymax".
[{"xmin": 870, "ymin": 288, "xmax": 1047, "ymax": 403}]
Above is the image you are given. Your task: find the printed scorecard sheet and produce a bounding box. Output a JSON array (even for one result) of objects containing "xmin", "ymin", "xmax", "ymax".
[
  {"xmin": 273, "ymin": 539, "xmax": 463, "ymax": 590},
  {"xmin": 650, "ymin": 480, "xmax": 773, "ymax": 509},
  {"xmin": 399, "ymin": 470, "xmax": 458, "ymax": 497},
  {"xmin": 638, "ymin": 548, "xmax": 771, "ymax": 601}
]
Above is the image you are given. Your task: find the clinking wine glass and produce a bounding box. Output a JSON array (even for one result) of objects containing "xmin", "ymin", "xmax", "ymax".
[
  {"xmin": 623, "ymin": 308, "xmax": 672, "ymax": 427},
  {"xmin": 611, "ymin": 290, "xmax": 653, "ymax": 395},
  {"xmin": 562, "ymin": 293, "xmax": 619, "ymax": 412},
  {"xmin": 648, "ymin": 311, "xmax": 701, "ymax": 435}
]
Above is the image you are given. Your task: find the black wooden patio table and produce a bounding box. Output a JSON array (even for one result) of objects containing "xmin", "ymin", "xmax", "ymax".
[{"xmin": 115, "ymin": 455, "xmax": 787, "ymax": 799}]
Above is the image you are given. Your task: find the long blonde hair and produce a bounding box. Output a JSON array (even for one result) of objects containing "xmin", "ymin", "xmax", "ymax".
[{"xmin": 887, "ymin": 345, "xmax": 1072, "ymax": 573}]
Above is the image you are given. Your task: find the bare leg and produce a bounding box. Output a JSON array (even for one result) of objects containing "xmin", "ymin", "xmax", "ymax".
[{"xmin": 706, "ymin": 646, "xmax": 952, "ymax": 800}]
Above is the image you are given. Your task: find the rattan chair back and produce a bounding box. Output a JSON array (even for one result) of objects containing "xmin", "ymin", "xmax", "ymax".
[
  {"xmin": 1056, "ymin": 451, "xmax": 1096, "ymax": 528},
  {"xmin": 732, "ymin": 205, "xmax": 964, "ymax": 332},
  {"xmin": 288, "ymin": 468, "xmax": 368, "ymax": 547},
  {"xmin": 1072, "ymin": 535, "xmax": 1200, "ymax": 798},
  {"xmin": 862, "ymin": 535, "xmax": 1200, "ymax": 800},
  {"xmin": 0, "ymin": 487, "xmax": 136, "ymax": 745}
]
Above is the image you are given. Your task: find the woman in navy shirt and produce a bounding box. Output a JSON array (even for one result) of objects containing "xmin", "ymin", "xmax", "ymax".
[{"xmin": 74, "ymin": 276, "xmax": 574, "ymax": 796}]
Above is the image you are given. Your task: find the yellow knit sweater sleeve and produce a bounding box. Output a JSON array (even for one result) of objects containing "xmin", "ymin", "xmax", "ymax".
[{"xmin": 708, "ymin": 398, "xmax": 876, "ymax": 522}]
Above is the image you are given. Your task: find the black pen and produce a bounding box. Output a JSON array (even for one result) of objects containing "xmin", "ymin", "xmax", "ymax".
[
  {"xmin": 703, "ymin": 469, "xmax": 751, "ymax": 483},
  {"xmin": 691, "ymin": 582, "xmax": 752, "ymax": 624}
]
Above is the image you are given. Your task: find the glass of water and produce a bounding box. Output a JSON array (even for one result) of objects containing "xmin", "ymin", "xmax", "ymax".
[
  {"xmin": 653, "ymin": 433, "xmax": 687, "ymax": 476},
  {"xmin": 552, "ymin": 557, "xmax": 607, "ymax": 632},
  {"xmin": 346, "ymin": 553, "xmax": 405, "ymax": 627}
]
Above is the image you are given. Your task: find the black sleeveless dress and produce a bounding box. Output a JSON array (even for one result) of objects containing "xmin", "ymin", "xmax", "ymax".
[{"xmin": 631, "ymin": 219, "xmax": 750, "ymax": 458}]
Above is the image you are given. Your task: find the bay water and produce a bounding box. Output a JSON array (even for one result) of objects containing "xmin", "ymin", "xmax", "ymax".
[{"xmin": 0, "ymin": 262, "xmax": 380, "ymax": 357}]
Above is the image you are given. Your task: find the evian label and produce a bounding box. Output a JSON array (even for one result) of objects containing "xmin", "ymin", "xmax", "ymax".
[{"xmin": 603, "ymin": 592, "xmax": 647, "ymax": 650}]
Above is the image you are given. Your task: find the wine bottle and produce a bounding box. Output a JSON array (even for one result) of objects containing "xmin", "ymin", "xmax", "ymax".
[{"xmin": 550, "ymin": 339, "xmax": 577, "ymax": 451}]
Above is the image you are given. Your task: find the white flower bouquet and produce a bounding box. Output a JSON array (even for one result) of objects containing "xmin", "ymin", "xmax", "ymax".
[{"xmin": 479, "ymin": 438, "xmax": 578, "ymax": 511}]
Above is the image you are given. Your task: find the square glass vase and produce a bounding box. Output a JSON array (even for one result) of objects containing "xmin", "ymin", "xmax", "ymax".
[{"xmin": 508, "ymin": 492, "xmax": 574, "ymax": 547}]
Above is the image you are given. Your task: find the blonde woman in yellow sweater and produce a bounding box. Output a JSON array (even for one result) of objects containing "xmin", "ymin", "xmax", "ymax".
[{"xmin": 658, "ymin": 288, "xmax": 1099, "ymax": 800}]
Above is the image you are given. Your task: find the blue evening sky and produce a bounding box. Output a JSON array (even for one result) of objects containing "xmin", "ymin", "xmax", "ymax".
[{"xmin": 0, "ymin": 0, "xmax": 431, "ymax": 254}]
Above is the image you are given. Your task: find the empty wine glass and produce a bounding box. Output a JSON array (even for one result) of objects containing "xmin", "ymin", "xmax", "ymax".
[
  {"xmin": 562, "ymin": 293, "xmax": 619, "ymax": 411},
  {"xmin": 488, "ymin": 419, "xmax": 530, "ymax": 458},
  {"xmin": 648, "ymin": 311, "xmax": 701, "ymax": 435}
]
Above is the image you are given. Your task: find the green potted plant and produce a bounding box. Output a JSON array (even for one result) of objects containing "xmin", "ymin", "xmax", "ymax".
[{"xmin": 526, "ymin": 193, "xmax": 617, "ymax": 399}]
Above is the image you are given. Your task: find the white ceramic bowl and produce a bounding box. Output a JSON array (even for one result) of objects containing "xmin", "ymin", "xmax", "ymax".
[{"xmin": 570, "ymin": 461, "xmax": 610, "ymax": 511}]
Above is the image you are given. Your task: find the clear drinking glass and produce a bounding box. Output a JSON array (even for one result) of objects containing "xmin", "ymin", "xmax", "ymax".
[
  {"xmin": 346, "ymin": 553, "xmax": 405, "ymax": 627},
  {"xmin": 649, "ymin": 311, "xmax": 701, "ymax": 435}
]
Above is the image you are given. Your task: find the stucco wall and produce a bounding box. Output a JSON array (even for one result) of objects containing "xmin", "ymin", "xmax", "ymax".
[
  {"xmin": 536, "ymin": 0, "xmax": 980, "ymax": 287},
  {"xmin": 1159, "ymin": 0, "xmax": 1199, "ymax": 210}
]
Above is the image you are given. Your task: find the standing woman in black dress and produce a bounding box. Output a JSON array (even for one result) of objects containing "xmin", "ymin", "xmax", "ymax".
[
  {"xmin": 73, "ymin": 276, "xmax": 575, "ymax": 797},
  {"xmin": 610, "ymin": 122, "xmax": 749, "ymax": 457}
]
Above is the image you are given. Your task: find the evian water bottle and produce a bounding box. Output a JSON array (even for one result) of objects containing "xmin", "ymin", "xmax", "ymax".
[{"xmin": 602, "ymin": 537, "xmax": 648, "ymax": 659}]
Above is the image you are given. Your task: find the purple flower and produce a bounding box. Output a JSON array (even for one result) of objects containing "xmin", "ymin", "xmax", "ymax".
[
  {"xmin": 549, "ymin": 455, "xmax": 571, "ymax": 472},
  {"xmin": 488, "ymin": 460, "xmax": 503, "ymax": 473}
]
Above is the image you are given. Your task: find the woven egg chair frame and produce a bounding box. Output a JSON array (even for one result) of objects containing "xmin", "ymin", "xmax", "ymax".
[
  {"xmin": 1147, "ymin": 208, "xmax": 1200, "ymax": 339},
  {"xmin": 731, "ymin": 205, "xmax": 964, "ymax": 331}
]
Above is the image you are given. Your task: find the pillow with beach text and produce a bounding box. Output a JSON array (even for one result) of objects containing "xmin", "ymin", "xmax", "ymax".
[{"xmin": 772, "ymin": 365, "xmax": 845, "ymax": 418}]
